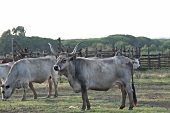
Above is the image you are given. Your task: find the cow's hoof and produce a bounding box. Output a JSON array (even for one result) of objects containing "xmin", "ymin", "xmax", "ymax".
[
  {"xmin": 21, "ymin": 98, "xmax": 26, "ymax": 101},
  {"xmin": 54, "ymin": 94, "xmax": 58, "ymax": 98},
  {"xmin": 80, "ymin": 109, "xmax": 85, "ymax": 112},
  {"xmin": 87, "ymin": 108, "xmax": 91, "ymax": 110},
  {"xmin": 128, "ymin": 107, "xmax": 133, "ymax": 110},
  {"xmin": 120, "ymin": 105, "xmax": 125, "ymax": 109},
  {"xmin": 34, "ymin": 96, "xmax": 37, "ymax": 99},
  {"xmin": 2, "ymin": 99, "xmax": 7, "ymax": 101},
  {"xmin": 46, "ymin": 95, "xmax": 50, "ymax": 98}
]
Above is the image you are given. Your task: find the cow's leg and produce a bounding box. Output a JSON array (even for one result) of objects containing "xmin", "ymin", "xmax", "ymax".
[
  {"xmin": 21, "ymin": 88, "xmax": 26, "ymax": 101},
  {"xmin": 86, "ymin": 96, "xmax": 91, "ymax": 110},
  {"xmin": 52, "ymin": 75, "xmax": 58, "ymax": 98},
  {"xmin": 21, "ymin": 83, "xmax": 29, "ymax": 101},
  {"xmin": 119, "ymin": 83, "xmax": 127, "ymax": 109},
  {"xmin": 125, "ymin": 83, "xmax": 134, "ymax": 110},
  {"xmin": 81, "ymin": 92, "xmax": 86, "ymax": 111},
  {"xmin": 47, "ymin": 77, "xmax": 52, "ymax": 98},
  {"xmin": 29, "ymin": 82, "xmax": 37, "ymax": 99},
  {"xmin": 81, "ymin": 85, "xmax": 90, "ymax": 111}
]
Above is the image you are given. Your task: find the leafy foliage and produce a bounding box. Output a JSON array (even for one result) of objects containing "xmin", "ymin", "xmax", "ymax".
[{"xmin": 0, "ymin": 28, "xmax": 170, "ymax": 56}]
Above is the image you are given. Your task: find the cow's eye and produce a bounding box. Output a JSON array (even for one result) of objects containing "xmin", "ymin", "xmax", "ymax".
[
  {"xmin": 6, "ymin": 85, "xmax": 10, "ymax": 89},
  {"xmin": 62, "ymin": 59, "xmax": 66, "ymax": 63}
]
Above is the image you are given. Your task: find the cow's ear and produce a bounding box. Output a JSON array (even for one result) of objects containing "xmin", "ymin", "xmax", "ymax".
[
  {"xmin": 0, "ymin": 84, "xmax": 4, "ymax": 87},
  {"xmin": 6, "ymin": 85, "xmax": 10, "ymax": 89},
  {"xmin": 69, "ymin": 55, "xmax": 76, "ymax": 61},
  {"xmin": 1, "ymin": 79, "xmax": 5, "ymax": 84},
  {"xmin": 131, "ymin": 60, "xmax": 135, "ymax": 63}
]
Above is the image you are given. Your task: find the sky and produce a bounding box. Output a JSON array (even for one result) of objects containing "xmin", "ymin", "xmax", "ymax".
[{"xmin": 0, "ymin": 0, "xmax": 170, "ymax": 40}]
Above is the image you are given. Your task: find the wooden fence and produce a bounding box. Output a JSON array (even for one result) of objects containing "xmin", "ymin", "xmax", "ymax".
[
  {"xmin": 140, "ymin": 53, "xmax": 170, "ymax": 69},
  {"xmin": 81, "ymin": 47, "xmax": 140, "ymax": 58},
  {"xmin": 74, "ymin": 47, "xmax": 170, "ymax": 69}
]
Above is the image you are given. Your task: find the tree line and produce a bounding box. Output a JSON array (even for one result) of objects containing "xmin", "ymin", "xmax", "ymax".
[{"xmin": 1, "ymin": 26, "xmax": 170, "ymax": 56}]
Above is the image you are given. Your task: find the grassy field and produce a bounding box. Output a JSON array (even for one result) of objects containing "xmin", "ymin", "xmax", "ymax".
[{"xmin": 0, "ymin": 69, "xmax": 170, "ymax": 113}]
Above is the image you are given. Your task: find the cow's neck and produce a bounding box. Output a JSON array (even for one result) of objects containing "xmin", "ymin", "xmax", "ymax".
[
  {"xmin": 66, "ymin": 61, "xmax": 77, "ymax": 82},
  {"xmin": 5, "ymin": 69, "xmax": 19, "ymax": 89},
  {"xmin": 67, "ymin": 61, "xmax": 76, "ymax": 77}
]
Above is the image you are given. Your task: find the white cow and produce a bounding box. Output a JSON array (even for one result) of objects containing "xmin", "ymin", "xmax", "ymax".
[
  {"xmin": 0, "ymin": 62, "xmax": 14, "ymax": 84},
  {"xmin": 131, "ymin": 59, "xmax": 140, "ymax": 69},
  {"xmin": 0, "ymin": 55, "xmax": 58, "ymax": 101},
  {"xmin": 114, "ymin": 51, "xmax": 140, "ymax": 69}
]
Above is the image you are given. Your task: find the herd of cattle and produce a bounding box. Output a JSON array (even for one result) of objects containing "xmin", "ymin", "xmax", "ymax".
[{"xmin": 0, "ymin": 42, "xmax": 140, "ymax": 111}]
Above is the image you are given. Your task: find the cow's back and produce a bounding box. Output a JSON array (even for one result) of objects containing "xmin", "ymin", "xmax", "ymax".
[
  {"xmin": 11, "ymin": 56, "xmax": 56, "ymax": 83},
  {"xmin": 0, "ymin": 62, "xmax": 14, "ymax": 80}
]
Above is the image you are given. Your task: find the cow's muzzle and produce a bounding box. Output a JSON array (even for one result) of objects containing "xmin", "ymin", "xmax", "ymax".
[
  {"xmin": 2, "ymin": 96, "xmax": 8, "ymax": 101},
  {"xmin": 54, "ymin": 65, "xmax": 60, "ymax": 71}
]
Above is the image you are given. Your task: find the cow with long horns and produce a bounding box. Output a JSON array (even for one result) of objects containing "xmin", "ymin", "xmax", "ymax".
[{"xmin": 51, "ymin": 43, "xmax": 137, "ymax": 111}]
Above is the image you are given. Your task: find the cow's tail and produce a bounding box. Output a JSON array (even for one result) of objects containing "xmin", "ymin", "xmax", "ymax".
[{"xmin": 132, "ymin": 71, "xmax": 137, "ymax": 106}]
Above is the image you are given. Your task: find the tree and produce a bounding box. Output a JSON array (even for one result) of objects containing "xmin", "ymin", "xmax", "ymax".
[
  {"xmin": 149, "ymin": 44, "xmax": 157, "ymax": 52},
  {"xmin": 162, "ymin": 39, "xmax": 170, "ymax": 49},
  {"xmin": 12, "ymin": 26, "xmax": 26, "ymax": 36},
  {"xmin": 1, "ymin": 29, "xmax": 11, "ymax": 37},
  {"xmin": 114, "ymin": 41, "xmax": 128, "ymax": 48},
  {"xmin": 141, "ymin": 44, "xmax": 148, "ymax": 52},
  {"xmin": 91, "ymin": 43, "xmax": 112, "ymax": 51}
]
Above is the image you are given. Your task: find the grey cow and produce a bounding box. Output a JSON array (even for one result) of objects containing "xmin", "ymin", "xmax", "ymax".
[
  {"xmin": 52, "ymin": 43, "xmax": 137, "ymax": 111},
  {"xmin": 0, "ymin": 62, "xmax": 14, "ymax": 84},
  {"xmin": 0, "ymin": 55, "xmax": 58, "ymax": 101}
]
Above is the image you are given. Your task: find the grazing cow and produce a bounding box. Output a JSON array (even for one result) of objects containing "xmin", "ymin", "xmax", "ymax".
[
  {"xmin": 0, "ymin": 62, "xmax": 14, "ymax": 84},
  {"xmin": 0, "ymin": 55, "xmax": 58, "ymax": 101},
  {"xmin": 53, "ymin": 43, "xmax": 137, "ymax": 111}
]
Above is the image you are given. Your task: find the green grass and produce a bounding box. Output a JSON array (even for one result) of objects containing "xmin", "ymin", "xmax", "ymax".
[{"xmin": 0, "ymin": 70, "xmax": 170, "ymax": 113}]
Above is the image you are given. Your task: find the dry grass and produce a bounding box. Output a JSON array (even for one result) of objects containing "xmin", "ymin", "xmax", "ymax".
[{"xmin": 0, "ymin": 69, "xmax": 169, "ymax": 113}]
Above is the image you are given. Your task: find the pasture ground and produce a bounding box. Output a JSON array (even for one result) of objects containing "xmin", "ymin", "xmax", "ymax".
[{"xmin": 0, "ymin": 69, "xmax": 170, "ymax": 113}]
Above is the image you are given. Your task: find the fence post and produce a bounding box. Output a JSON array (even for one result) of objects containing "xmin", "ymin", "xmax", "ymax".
[
  {"xmin": 12, "ymin": 38, "xmax": 14, "ymax": 61},
  {"xmin": 95, "ymin": 48, "xmax": 98, "ymax": 57},
  {"xmin": 85, "ymin": 48, "xmax": 88, "ymax": 58},
  {"xmin": 57, "ymin": 37, "xmax": 61, "ymax": 53},
  {"xmin": 78, "ymin": 48, "xmax": 82, "ymax": 57},
  {"xmin": 131, "ymin": 48, "xmax": 134, "ymax": 58},
  {"xmin": 139, "ymin": 47, "xmax": 141, "ymax": 58},
  {"xmin": 120, "ymin": 47, "xmax": 122, "ymax": 55},
  {"xmin": 158, "ymin": 53, "xmax": 161, "ymax": 69},
  {"xmin": 100, "ymin": 48, "xmax": 103, "ymax": 58},
  {"xmin": 124, "ymin": 47, "xmax": 126, "ymax": 56},
  {"xmin": 112, "ymin": 47, "xmax": 115, "ymax": 56},
  {"xmin": 115, "ymin": 47, "xmax": 118, "ymax": 53},
  {"xmin": 148, "ymin": 47, "xmax": 150, "ymax": 69},
  {"xmin": 114, "ymin": 47, "xmax": 118, "ymax": 56},
  {"xmin": 128, "ymin": 47, "xmax": 130, "ymax": 58},
  {"xmin": 135, "ymin": 47, "xmax": 138, "ymax": 58}
]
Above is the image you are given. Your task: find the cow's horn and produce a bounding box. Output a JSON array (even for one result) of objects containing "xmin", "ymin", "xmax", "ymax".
[
  {"xmin": 1, "ymin": 79, "xmax": 5, "ymax": 84},
  {"xmin": 71, "ymin": 42, "xmax": 83, "ymax": 54},
  {"xmin": 48, "ymin": 43, "xmax": 58, "ymax": 56}
]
